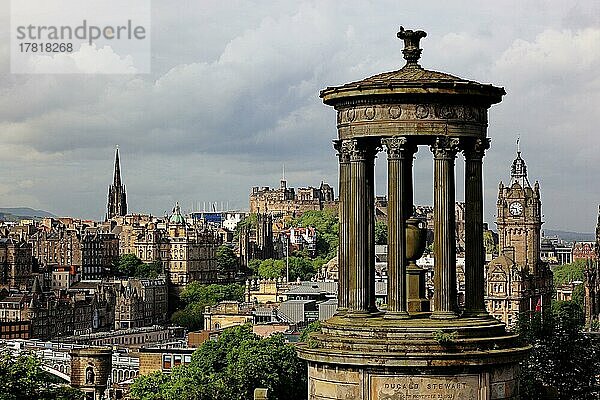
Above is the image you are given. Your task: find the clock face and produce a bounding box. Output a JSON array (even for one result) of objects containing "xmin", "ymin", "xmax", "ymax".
[{"xmin": 509, "ymin": 201, "xmax": 523, "ymax": 216}]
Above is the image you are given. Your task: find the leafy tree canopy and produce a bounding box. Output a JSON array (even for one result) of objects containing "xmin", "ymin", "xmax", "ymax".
[
  {"xmin": 255, "ymin": 257, "xmax": 319, "ymax": 281},
  {"xmin": 0, "ymin": 351, "xmax": 83, "ymax": 400},
  {"xmin": 291, "ymin": 210, "xmax": 339, "ymax": 260},
  {"xmin": 172, "ymin": 283, "xmax": 245, "ymax": 331},
  {"xmin": 518, "ymin": 300, "xmax": 600, "ymax": 399},
  {"xmin": 553, "ymin": 259, "xmax": 586, "ymax": 286},
  {"xmin": 216, "ymin": 245, "xmax": 237, "ymax": 271},
  {"xmin": 375, "ymin": 221, "xmax": 387, "ymax": 245},
  {"xmin": 299, "ymin": 321, "xmax": 321, "ymax": 342},
  {"xmin": 130, "ymin": 325, "xmax": 307, "ymax": 400},
  {"xmin": 113, "ymin": 254, "xmax": 162, "ymax": 278},
  {"xmin": 257, "ymin": 259, "xmax": 285, "ymax": 279}
]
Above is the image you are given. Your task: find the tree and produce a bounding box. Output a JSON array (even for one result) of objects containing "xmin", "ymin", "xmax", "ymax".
[
  {"xmin": 552, "ymin": 259, "xmax": 587, "ymax": 310},
  {"xmin": 299, "ymin": 321, "xmax": 321, "ymax": 342},
  {"xmin": 216, "ymin": 245, "xmax": 237, "ymax": 272},
  {"xmin": 375, "ymin": 221, "xmax": 387, "ymax": 245},
  {"xmin": 130, "ymin": 325, "xmax": 307, "ymax": 400},
  {"xmin": 172, "ymin": 283, "xmax": 245, "ymax": 330},
  {"xmin": 247, "ymin": 259, "xmax": 262, "ymax": 275},
  {"xmin": 287, "ymin": 256, "xmax": 317, "ymax": 281},
  {"xmin": 553, "ymin": 259, "xmax": 586, "ymax": 285},
  {"xmin": 518, "ymin": 301, "xmax": 600, "ymax": 399},
  {"xmin": 234, "ymin": 214, "xmax": 257, "ymax": 240},
  {"xmin": 257, "ymin": 259, "xmax": 285, "ymax": 279},
  {"xmin": 114, "ymin": 253, "xmax": 142, "ymax": 276},
  {"xmin": 291, "ymin": 210, "xmax": 339, "ymax": 260},
  {"xmin": 0, "ymin": 351, "xmax": 83, "ymax": 400},
  {"xmin": 113, "ymin": 254, "xmax": 162, "ymax": 278}
]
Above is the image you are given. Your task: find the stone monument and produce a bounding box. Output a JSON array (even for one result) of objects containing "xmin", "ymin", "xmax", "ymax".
[
  {"xmin": 297, "ymin": 27, "xmax": 529, "ymax": 400},
  {"xmin": 70, "ymin": 347, "xmax": 112, "ymax": 400}
]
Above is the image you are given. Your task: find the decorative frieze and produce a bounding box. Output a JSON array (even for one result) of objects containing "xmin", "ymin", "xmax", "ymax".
[{"xmin": 336, "ymin": 104, "xmax": 487, "ymax": 124}]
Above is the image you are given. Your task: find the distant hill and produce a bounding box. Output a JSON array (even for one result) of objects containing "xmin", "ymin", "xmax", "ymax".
[
  {"xmin": 0, "ymin": 207, "xmax": 57, "ymax": 221},
  {"xmin": 543, "ymin": 229, "xmax": 594, "ymax": 243}
]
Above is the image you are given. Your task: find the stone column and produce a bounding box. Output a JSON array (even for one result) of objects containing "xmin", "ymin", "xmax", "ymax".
[
  {"xmin": 382, "ymin": 137, "xmax": 411, "ymax": 318},
  {"xmin": 430, "ymin": 136, "xmax": 460, "ymax": 319},
  {"xmin": 347, "ymin": 139, "xmax": 378, "ymax": 314},
  {"xmin": 463, "ymin": 138, "xmax": 490, "ymax": 316},
  {"xmin": 334, "ymin": 140, "xmax": 351, "ymax": 314}
]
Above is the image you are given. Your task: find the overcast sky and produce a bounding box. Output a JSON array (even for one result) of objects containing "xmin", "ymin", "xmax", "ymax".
[{"xmin": 0, "ymin": 0, "xmax": 598, "ymax": 232}]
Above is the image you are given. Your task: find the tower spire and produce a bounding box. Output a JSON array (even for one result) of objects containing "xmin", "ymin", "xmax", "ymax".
[
  {"xmin": 107, "ymin": 146, "xmax": 127, "ymax": 220},
  {"xmin": 113, "ymin": 146, "xmax": 122, "ymax": 187},
  {"xmin": 510, "ymin": 138, "xmax": 530, "ymax": 187}
]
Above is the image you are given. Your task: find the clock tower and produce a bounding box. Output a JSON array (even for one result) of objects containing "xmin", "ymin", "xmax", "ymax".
[
  {"xmin": 485, "ymin": 147, "xmax": 552, "ymax": 327},
  {"xmin": 496, "ymin": 150, "xmax": 542, "ymax": 275}
]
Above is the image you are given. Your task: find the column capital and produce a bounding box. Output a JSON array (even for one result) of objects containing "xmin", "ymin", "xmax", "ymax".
[
  {"xmin": 381, "ymin": 136, "xmax": 417, "ymax": 159},
  {"xmin": 333, "ymin": 140, "xmax": 352, "ymax": 163},
  {"xmin": 462, "ymin": 137, "xmax": 491, "ymax": 159},
  {"xmin": 430, "ymin": 136, "xmax": 460, "ymax": 159},
  {"xmin": 345, "ymin": 139, "xmax": 380, "ymax": 162}
]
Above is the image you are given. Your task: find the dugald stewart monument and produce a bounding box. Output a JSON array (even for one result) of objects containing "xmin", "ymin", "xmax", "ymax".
[{"xmin": 297, "ymin": 27, "xmax": 529, "ymax": 400}]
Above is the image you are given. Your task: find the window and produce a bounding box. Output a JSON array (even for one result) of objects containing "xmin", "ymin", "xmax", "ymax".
[
  {"xmin": 174, "ymin": 355, "xmax": 182, "ymax": 367},
  {"xmin": 162, "ymin": 355, "xmax": 172, "ymax": 370}
]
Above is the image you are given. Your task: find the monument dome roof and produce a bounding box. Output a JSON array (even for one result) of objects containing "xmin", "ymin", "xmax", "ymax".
[{"xmin": 321, "ymin": 27, "xmax": 505, "ymax": 106}]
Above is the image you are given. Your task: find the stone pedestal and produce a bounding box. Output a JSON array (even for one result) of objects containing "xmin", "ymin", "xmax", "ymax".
[
  {"xmin": 406, "ymin": 264, "xmax": 429, "ymax": 312},
  {"xmin": 298, "ymin": 316, "xmax": 527, "ymax": 400}
]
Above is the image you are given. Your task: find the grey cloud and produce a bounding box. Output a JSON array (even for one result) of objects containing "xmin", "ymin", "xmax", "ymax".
[{"xmin": 0, "ymin": 1, "xmax": 597, "ymax": 231}]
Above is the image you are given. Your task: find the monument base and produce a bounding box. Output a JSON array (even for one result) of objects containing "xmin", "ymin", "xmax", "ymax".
[{"xmin": 297, "ymin": 315, "xmax": 528, "ymax": 400}]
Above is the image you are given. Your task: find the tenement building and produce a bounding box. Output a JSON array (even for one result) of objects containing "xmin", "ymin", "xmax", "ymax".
[
  {"xmin": 297, "ymin": 27, "xmax": 528, "ymax": 399},
  {"xmin": 485, "ymin": 149, "xmax": 553, "ymax": 328},
  {"xmin": 30, "ymin": 222, "xmax": 119, "ymax": 281},
  {"xmin": 0, "ymin": 237, "xmax": 32, "ymax": 289},
  {"xmin": 113, "ymin": 277, "xmax": 168, "ymax": 330}
]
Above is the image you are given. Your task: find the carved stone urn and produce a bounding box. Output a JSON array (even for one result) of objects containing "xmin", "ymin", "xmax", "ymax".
[{"xmin": 405, "ymin": 216, "xmax": 427, "ymax": 267}]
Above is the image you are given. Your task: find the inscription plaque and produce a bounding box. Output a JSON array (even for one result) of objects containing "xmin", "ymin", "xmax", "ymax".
[{"xmin": 370, "ymin": 375, "xmax": 480, "ymax": 400}]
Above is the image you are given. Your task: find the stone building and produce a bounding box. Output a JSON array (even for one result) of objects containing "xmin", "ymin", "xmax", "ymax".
[
  {"xmin": 239, "ymin": 213, "xmax": 274, "ymax": 267},
  {"xmin": 573, "ymin": 241, "xmax": 596, "ymax": 261},
  {"xmin": 163, "ymin": 204, "xmax": 220, "ymax": 286},
  {"xmin": 249, "ymin": 179, "xmax": 335, "ymax": 217},
  {"xmin": 51, "ymin": 265, "xmax": 78, "ymax": 291},
  {"xmin": 0, "ymin": 277, "xmax": 75, "ymax": 339},
  {"xmin": 107, "ymin": 147, "xmax": 127, "ymax": 220},
  {"xmin": 203, "ymin": 301, "xmax": 255, "ymax": 332},
  {"xmin": 583, "ymin": 206, "xmax": 600, "ymax": 327},
  {"xmin": 114, "ymin": 207, "xmax": 220, "ymax": 287},
  {"xmin": 113, "ymin": 277, "xmax": 168, "ymax": 330},
  {"xmin": 81, "ymin": 230, "xmax": 119, "ymax": 280},
  {"xmin": 30, "ymin": 223, "xmax": 118, "ymax": 281},
  {"xmin": 485, "ymin": 149, "xmax": 553, "ymax": 327},
  {"xmin": 0, "ymin": 237, "xmax": 33, "ymax": 289},
  {"xmin": 30, "ymin": 225, "xmax": 82, "ymax": 271}
]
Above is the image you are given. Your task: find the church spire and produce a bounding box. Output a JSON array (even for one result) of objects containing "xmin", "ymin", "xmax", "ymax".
[
  {"xmin": 113, "ymin": 146, "xmax": 122, "ymax": 187},
  {"xmin": 107, "ymin": 146, "xmax": 127, "ymax": 220}
]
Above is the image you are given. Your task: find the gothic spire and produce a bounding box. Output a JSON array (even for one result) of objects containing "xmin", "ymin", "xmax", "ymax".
[
  {"xmin": 107, "ymin": 146, "xmax": 127, "ymax": 220},
  {"xmin": 113, "ymin": 146, "xmax": 122, "ymax": 187}
]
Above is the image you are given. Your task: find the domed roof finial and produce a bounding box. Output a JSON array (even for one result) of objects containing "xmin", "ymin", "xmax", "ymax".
[{"xmin": 397, "ymin": 26, "xmax": 427, "ymax": 69}]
